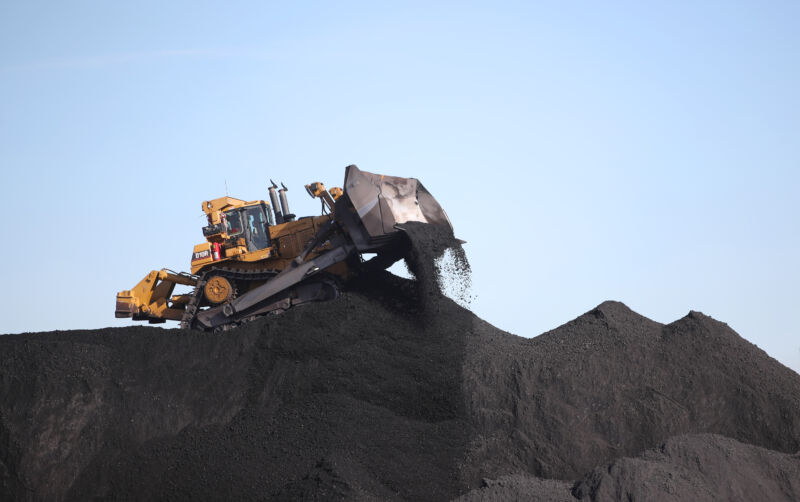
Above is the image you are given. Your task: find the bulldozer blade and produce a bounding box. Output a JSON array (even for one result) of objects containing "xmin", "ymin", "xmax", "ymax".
[{"xmin": 339, "ymin": 165, "xmax": 451, "ymax": 249}]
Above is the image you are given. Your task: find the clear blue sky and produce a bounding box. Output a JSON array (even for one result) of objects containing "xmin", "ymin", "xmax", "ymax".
[{"xmin": 1, "ymin": 1, "xmax": 798, "ymax": 373}]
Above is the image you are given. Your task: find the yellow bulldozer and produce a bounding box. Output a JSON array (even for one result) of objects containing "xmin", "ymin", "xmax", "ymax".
[{"xmin": 115, "ymin": 165, "xmax": 452, "ymax": 331}]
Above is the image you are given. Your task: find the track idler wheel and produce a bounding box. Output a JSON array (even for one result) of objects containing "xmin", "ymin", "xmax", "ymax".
[{"xmin": 204, "ymin": 275, "xmax": 235, "ymax": 304}]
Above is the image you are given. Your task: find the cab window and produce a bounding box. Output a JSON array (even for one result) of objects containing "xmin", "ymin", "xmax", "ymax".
[
  {"xmin": 224, "ymin": 210, "xmax": 243, "ymax": 236},
  {"xmin": 245, "ymin": 206, "xmax": 270, "ymax": 250}
]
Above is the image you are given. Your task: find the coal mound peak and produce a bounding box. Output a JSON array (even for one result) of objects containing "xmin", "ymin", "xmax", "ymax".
[{"xmin": 2, "ymin": 249, "xmax": 799, "ymax": 500}]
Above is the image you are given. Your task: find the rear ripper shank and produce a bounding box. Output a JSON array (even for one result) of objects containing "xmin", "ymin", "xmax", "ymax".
[{"xmin": 115, "ymin": 165, "xmax": 453, "ymax": 331}]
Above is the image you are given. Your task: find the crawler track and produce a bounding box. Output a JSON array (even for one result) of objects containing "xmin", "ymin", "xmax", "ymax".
[{"xmin": 180, "ymin": 266, "xmax": 338, "ymax": 331}]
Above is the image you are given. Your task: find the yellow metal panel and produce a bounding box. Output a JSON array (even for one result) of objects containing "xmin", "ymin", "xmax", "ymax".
[
  {"xmin": 240, "ymin": 247, "xmax": 273, "ymax": 262},
  {"xmin": 201, "ymin": 196, "xmax": 247, "ymax": 215}
]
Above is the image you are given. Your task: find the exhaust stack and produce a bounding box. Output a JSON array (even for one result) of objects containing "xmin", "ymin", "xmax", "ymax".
[
  {"xmin": 268, "ymin": 180, "xmax": 284, "ymax": 224},
  {"xmin": 279, "ymin": 182, "xmax": 295, "ymax": 222}
]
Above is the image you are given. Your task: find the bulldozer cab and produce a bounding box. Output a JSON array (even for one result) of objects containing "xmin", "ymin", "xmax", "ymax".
[{"xmin": 222, "ymin": 204, "xmax": 272, "ymax": 252}]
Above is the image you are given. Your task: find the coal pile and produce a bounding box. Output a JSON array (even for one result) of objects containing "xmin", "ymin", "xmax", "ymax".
[
  {"xmin": 572, "ymin": 433, "xmax": 800, "ymax": 501},
  {"xmin": 457, "ymin": 434, "xmax": 800, "ymax": 502},
  {"xmin": 462, "ymin": 301, "xmax": 800, "ymax": 483},
  {"xmin": 2, "ymin": 225, "xmax": 799, "ymax": 501}
]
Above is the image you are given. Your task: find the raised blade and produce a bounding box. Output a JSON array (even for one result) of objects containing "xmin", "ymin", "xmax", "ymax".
[{"xmin": 341, "ymin": 165, "xmax": 452, "ymax": 242}]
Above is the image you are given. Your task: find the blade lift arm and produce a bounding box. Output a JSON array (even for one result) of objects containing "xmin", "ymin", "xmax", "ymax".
[{"xmin": 305, "ymin": 182, "xmax": 342, "ymax": 214}]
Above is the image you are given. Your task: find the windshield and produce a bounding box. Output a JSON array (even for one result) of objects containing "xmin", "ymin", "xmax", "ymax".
[{"xmin": 245, "ymin": 206, "xmax": 270, "ymax": 250}]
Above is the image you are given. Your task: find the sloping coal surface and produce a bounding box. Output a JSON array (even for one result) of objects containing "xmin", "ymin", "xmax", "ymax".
[
  {"xmin": 462, "ymin": 301, "xmax": 800, "ymax": 483},
  {"xmin": 572, "ymin": 433, "xmax": 800, "ymax": 501},
  {"xmin": 457, "ymin": 434, "xmax": 800, "ymax": 502},
  {"xmin": 2, "ymin": 224, "xmax": 799, "ymax": 500}
]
